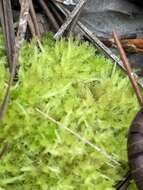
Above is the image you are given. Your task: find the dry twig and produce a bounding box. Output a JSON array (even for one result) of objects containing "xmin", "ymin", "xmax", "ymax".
[
  {"xmin": 37, "ymin": 0, "xmax": 59, "ymax": 31},
  {"xmin": 0, "ymin": 0, "xmax": 30, "ymax": 123},
  {"xmin": 113, "ymin": 31, "xmax": 143, "ymax": 106},
  {"xmin": 19, "ymin": 0, "xmax": 41, "ymax": 38},
  {"xmin": 54, "ymin": 0, "xmax": 88, "ymax": 39},
  {"xmin": 29, "ymin": 0, "xmax": 41, "ymax": 38},
  {"xmin": 0, "ymin": 0, "xmax": 15, "ymax": 72}
]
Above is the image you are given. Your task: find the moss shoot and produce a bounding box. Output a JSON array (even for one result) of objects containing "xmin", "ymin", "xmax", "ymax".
[{"xmin": 0, "ymin": 33, "xmax": 139, "ymax": 190}]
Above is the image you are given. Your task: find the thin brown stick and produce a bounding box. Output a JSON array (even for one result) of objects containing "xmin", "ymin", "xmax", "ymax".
[
  {"xmin": 29, "ymin": 0, "xmax": 41, "ymax": 38},
  {"xmin": 0, "ymin": 0, "xmax": 15, "ymax": 72},
  {"xmin": 19, "ymin": 0, "xmax": 40, "ymax": 38},
  {"xmin": 0, "ymin": 0, "xmax": 30, "ymax": 123},
  {"xmin": 49, "ymin": 0, "xmax": 64, "ymax": 25},
  {"xmin": 19, "ymin": 0, "xmax": 35, "ymax": 37},
  {"xmin": 27, "ymin": 14, "xmax": 36, "ymax": 37},
  {"xmin": 37, "ymin": 0, "xmax": 59, "ymax": 31},
  {"xmin": 113, "ymin": 31, "xmax": 143, "ymax": 106}
]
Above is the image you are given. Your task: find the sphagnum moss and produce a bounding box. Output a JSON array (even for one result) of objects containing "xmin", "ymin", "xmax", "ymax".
[{"xmin": 0, "ymin": 34, "xmax": 139, "ymax": 189}]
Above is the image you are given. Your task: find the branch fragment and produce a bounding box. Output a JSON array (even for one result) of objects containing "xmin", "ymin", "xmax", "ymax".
[
  {"xmin": 37, "ymin": 0, "xmax": 59, "ymax": 31},
  {"xmin": 113, "ymin": 31, "xmax": 143, "ymax": 107},
  {"xmin": 0, "ymin": 0, "xmax": 15, "ymax": 72},
  {"xmin": 54, "ymin": 0, "xmax": 88, "ymax": 39},
  {"xmin": 0, "ymin": 0, "xmax": 30, "ymax": 123}
]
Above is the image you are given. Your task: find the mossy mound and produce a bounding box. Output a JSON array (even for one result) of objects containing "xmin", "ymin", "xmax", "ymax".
[{"xmin": 0, "ymin": 33, "xmax": 139, "ymax": 189}]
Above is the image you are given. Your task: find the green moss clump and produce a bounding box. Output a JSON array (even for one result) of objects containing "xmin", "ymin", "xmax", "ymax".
[{"xmin": 0, "ymin": 35, "xmax": 139, "ymax": 190}]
